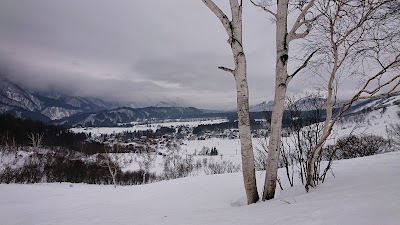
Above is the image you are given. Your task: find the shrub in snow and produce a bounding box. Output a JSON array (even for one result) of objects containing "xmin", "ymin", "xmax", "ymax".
[
  {"xmin": 204, "ymin": 159, "xmax": 241, "ymax": 175},
  {"xmin": 387, "ymin": 123, "xmax": 400, "ymax": 150},
  {"xmin": 330, "ymin": 134, "xmax": 389, "ymax": 160},
  {"xmin": 0, "ymin": 148, "xmax": 157, "ymax": 185},
  {"xmin": 209, "ymin": 147, "xmax": 219, "ymax": 156},
  {"xmin": 162, "ymin": 142, "xmax": 194, "ymax": 179},
  {"xmin": 135, "ymin": 144, "xmax": 157, "ymax": 184}
]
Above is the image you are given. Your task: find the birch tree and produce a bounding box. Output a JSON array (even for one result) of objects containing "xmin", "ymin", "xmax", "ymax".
[
  {"xmin": 135, "ymin": 144, "xmax": 156, "ymax": 184},
  {"xmin": 98, "ymin": 144, "xmax": 131, "ymax": 188},
  {"xmin": 250, "ymin": 0, "xmax": 325, "ymax": 200},
  {"xmin": 201, "ymin": 0, "xmax": 259, "ymax": 204},
  {"xmin": 304, "ymin": 0, "xmax": 400, "ymax": 190}
]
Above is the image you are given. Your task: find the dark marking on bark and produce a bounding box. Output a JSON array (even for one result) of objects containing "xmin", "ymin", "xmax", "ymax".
[
  {"xmin": 280, "ymin": 54, "xmax": 288, "ymax": 65},
  {"xmin": 283, "ymin": 33, "xmax": 288, "ymax": 51},
  {"xmin": 278, "ymin": 82, "xmax": 287, "ymax": 88}
]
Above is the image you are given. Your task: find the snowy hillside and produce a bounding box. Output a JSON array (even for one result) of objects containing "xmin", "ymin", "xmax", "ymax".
[
  {"xmin": 249, "ymin": 101, "xmax": 274, "ymax": 112},
  {"xmin": 0, "ymin": 77, "xmax": 118, "ymax": 120},
  {"xmin": 0, "ymin": 152, "xmax": 399, "ymax": 225},
  {"xmin": 335, "ymin": 93, "xmax": 400, "ymax": 139},
  {"xmin": 41, "ymin": 107, "xmax": 81, "ymax": 120},
  {"xmin": 0, "ymin": 78, "xmax": 42, "ymax": 111},
  {"xmin": 60, "ymin": 106, "xmax": 205, "ymax": 127},
  {"xmin": 154, "ymin": 101, "xmax": 181, "ymax": 108},
  {"xmin": 345, "ymin": 93, "xmax": 400, "ymax": 115}
]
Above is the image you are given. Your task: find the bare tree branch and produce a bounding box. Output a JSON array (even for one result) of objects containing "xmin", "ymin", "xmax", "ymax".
[
  {"xmin": 305, "ymin": 0, "xmax": 400, "ymax": 190},
  {"xmin": 249, "ymin": 0, "xmax": 277, "ymax": 17},
  {"xmin": 202, "ymin": 0, "xmax": 232, "ymax": 36},
  {"xmin": 218, "ymin": 66, "xmax": 235, "ymax": 74},
  {"xmin": 288, "ymin": 0, "xmax": 317, "ymax": 40},
  {"xmin": 27, "ymin": 132, "xmax": 44, "ymax": 149},
  {"xmin": 287, "ymin": 48, "xmax": 319, "ymax": 83}
]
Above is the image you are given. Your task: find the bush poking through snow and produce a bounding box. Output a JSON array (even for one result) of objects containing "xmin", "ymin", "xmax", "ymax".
[
  {"xmin": 204, "ymin": 159, "xmax": 241, "ymax": 175},
  {"xmin": 162, "ymin": 142, "xmax": 193, "ymax": 179},
  {"xmin": 135, "ymin": 144, "xmax": 157, "ymax": 184},
  {"xmin": 331, "ymin": 134, "xmax": 389, "ymax": 159},
  {"xmin": 0, "ymin": 149, "xmax": 156, "ymax": 185}
]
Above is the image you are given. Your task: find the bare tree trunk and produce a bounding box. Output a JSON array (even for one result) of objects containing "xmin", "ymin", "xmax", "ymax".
[
  {"xmin": 263, "ymin": 0, "xmax": 289, "ymax": 201},
  {"xmin": 112, "ymin": 174, "xmax": 117, "ymax": 188},
  {"xmin": 107, "ymin": 163, "xmax": 117, "ymax": 188},
  {"xmin": 202, "ymin": 0, "xmax": 259, "ymax": 204},
  {"xmin": 235, "ymin": 48, "xmax": 259, "ymax": 204},
  {"xmin": 250, "ymin": 0, "xmax": 321, "ymax": 201}
]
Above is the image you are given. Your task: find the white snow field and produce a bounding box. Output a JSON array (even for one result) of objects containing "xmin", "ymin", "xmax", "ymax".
[
  {"xmin": 71, "ymin": 118, "xmax": 228, "ymax": 135},
  {"xmin": 1, "ymin": 151, "xmax": 399, "ymax": 225}
]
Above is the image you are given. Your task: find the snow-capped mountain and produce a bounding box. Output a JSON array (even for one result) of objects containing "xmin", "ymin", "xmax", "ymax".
[
  {"xmin": 0, "ymin": 78, "xmax": 42, "ymax": 112},
  {"xmin": 249, "ymin": 101, "xmax": 274, "ymax": 112},
  {"xmin": 291, "ymin": 96, "xmax": 327, "ymax": 111},
  {"xmin": 154, "ymin": 101, "xmax": 182, "ymax": 108},
  {"xmin": 249, "ymin": 98, "xmax": 323, "ymax": 112},
  {"xmin": 0, "ymin": 78, "xmax": 118, "ymax": 121},
  {"xmin": 345, "ymin": 93, "xmax": 400, "ymax": 114}
]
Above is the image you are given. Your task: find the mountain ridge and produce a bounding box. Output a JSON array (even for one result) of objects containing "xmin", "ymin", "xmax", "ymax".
[
  {"xmin": 0, "ymin": 77, "xmax": 119, "ymax": 120},
  {"xmin": 57, "ymin": 106, "xmax": 204, "ymax": 127}
]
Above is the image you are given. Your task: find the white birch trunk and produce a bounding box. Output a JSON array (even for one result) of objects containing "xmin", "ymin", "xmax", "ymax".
[
  {"xmin": 108, "ymin": 162, "xmax": 117, "ymax": 188},
  {"xmin": 234, "ymin": 47, "xmax": 259, "ymax": 204},
  {"xmin": 202, "ymin": 0, "xmax": 259, "ymax": 204},
  {"xmin": 263, "ymin": 0, "xmax": 289, "ymax": 201}
]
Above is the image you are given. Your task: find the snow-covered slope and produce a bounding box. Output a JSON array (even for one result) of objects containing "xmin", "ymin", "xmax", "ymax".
[
  {"xmin": 0, "ymin": 152, "xmax": 399, "ymax": 225},
  {"xmin": 335, "ymin": 93, "xmax": 400, "ymax": 138},
  {"xmin": 0, "ymin": 77, "xmax": 118, "ymax": 120},
  {"xmin": 250, "ymin": 101, "xmax": 274, "ymax": 112},
  {"xmin": 345, "ymin": 93, "xmax": 400, "ymax": 115},
  {"xmin": 0, "ymin": 78, "xmax": 42, "ymax": 111},
  {"xmin": 40, "ymin": 107, "xmax": 81, "ymax": 120},
  {"xmin": 59, "ymin": 106, "xmax": 205, "ymax": 127},
  {"xmin": 154, "ymin": 101, "xmax": 181, "ymax": 108}
]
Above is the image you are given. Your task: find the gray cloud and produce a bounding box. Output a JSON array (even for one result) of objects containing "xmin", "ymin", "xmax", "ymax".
[{"xmin": 0, "ymin": 0, "xmax": 312, "ymax": 109}]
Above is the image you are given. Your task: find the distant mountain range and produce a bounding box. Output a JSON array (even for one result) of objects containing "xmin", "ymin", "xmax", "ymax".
[
  {"xmin": 154, "ymin": 101, "xmax": 181, "ymax": 108},
  {"xmin": 0, "ymin": 77, "xmax": 208, "ymax": 126},
  {"xmin": 56, "ymin": 106, "xmax": 204, "ymax": 127},
  {"xmin": 249, "ymin": 97, "xmax": 326, "ymax": 112},
  {"xmin": 1, "ymin": 76, "xmax": 398, "ymax": 127},
  {"xmin": 249, "ymin": 101, "xmax": 274, "ymax": 112},
  {"xmin": 0, "ymin": 78, "xmax": 120, "ymax": 121},
  {"xmin": 343, "ymin": 92, "xmax": 400, "ymax": 116}
]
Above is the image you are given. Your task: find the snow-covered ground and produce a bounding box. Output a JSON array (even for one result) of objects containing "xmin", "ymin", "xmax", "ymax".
[
  {"xmin": 0, "ymin": 151, "xmax": 399, "ymax": 225},
  {"xmin": 71, "ymin": 118, "xmax": 228, "ymax": 135},
  {"xmin": 1, "ymin": 96, "xmax": 399, "ymax": 224},
  {"xmin": 71, "ymin": 99, "xmax": 399, "ymax": 175},
  {"xmin": 335, "ymin": 94, "xmax": 400, "ymax": 138}
]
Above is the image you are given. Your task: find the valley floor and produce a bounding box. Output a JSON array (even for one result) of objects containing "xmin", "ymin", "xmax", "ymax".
[{"xmin": 1, "ymin": 152, "xmax": 399, "ymax": 225}]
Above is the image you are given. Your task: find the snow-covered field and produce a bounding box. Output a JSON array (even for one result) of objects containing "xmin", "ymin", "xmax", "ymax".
[
  {"xmin": 71, "ymin": 99, "xmax": 399, "ymax": 175},
  {"xmin": 121, "ymin": 138, "xmax": 251, "ymax": 173},
  {"xmin": 1, "ymin": 151, "xmax": 399, "ymax": 225},
  {"xmin": 5, "ymin": 98, "xmax": 394, "ymax": 224},
  {"xmin": 71, "ymin": 118, "xmax": 228, "ymax": 135}
]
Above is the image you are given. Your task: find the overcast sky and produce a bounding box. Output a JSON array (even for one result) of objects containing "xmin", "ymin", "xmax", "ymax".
[{"xmin": 0, "ymin": 0, "xmax": 317, "ymax": 109}]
